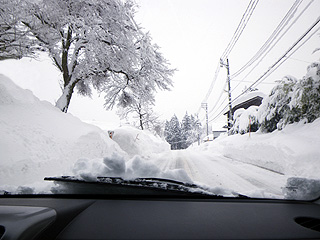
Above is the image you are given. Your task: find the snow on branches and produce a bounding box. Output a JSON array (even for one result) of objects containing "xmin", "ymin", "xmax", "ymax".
[
  {"xmin": 165, "ymin": 113, "xmax": 202, "ymax": 150},
  {"xmin": 259, "ymin": 62, "xmax": 320, "ymax": 132},
  {"xmin": 230, "ymin": 60, "xmax": 320, "ymax": 134},
  {"xmin": 0, "ymin": 0, "xmax": 38, "ymax": 60},
  {"xmin": 11, "ymin": 0, "xmax": 174, "ymax": 113}
]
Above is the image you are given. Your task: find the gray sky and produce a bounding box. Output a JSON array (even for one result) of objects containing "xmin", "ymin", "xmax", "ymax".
[{"xmin": 0, "ymin": 0, "xmax": 319, "ymax": 130}]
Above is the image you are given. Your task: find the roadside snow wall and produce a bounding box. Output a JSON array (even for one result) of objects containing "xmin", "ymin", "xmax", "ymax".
[
  {"xmin": 0, "ymin": 74, "xmax": 124, "ymax": 186},
  {"xmin": 0, "ymin": 75, "xmax": 188, "ymax": 193},
  {"xmin": 200, "ymin": 120, "xmax": 320, "ymax": 178}
]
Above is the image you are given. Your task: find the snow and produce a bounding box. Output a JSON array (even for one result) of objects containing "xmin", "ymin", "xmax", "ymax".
[
  {"xmin": 0, "ymin": 75, "xmax": 189, "ymax": 193},
  {"xmin": 232, "ymin": 91, "xmax": 265, "ymax": 108},
  {"xmin": 1, "ymin": 74, "xmax": 320, "ymax": 199},
  {"xmin": 190, "ymin": 120, "xmax": 320, "ymax": 198},
  {"xmin": 112, "ymin": 126, "xmax": 170, "ymax": 158},
  {"xmin": 196, "ymin": 119, "xmax": 320, "ymax": 179},
  {"xmin": 232, "ymin": 106, "xmax": 258, "ymax": 134},
  {"xmin": 0, "ymin": 74, "xmax": 123, "ymax": 187}
]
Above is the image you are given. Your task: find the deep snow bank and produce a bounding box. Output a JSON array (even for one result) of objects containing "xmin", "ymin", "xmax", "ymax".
[
  {"xmin": 0, "ymin": 74, "xmax": 123, "ymax": 186},
  {"xmin": 112, "ymin": 126, "xmax": 170, "ymax": 158},
  {"xmin": 71, "ymin": 127, "xmax": 185, "ymax": 181},
  {"xmin": 0, "ymin": 75, "xmax": 190, "ymax": 193},
  {"xmin": 195, "ymin": 120, "xmax": 320, "ymax": 178}
]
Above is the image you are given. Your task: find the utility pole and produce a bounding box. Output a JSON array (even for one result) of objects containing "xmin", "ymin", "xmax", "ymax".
[
  {"xmin": 220, "ymin": 58, "xmax": 233, "ymax": 135},
  {"xmin": 201, "ymin": 103, "xmax": 209, "ymax": 140}
]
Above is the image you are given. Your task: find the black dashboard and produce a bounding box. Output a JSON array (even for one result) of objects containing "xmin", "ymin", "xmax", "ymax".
[{"xmin": 1, "ymin": 195, "xmax": 320, "ymax": 239}]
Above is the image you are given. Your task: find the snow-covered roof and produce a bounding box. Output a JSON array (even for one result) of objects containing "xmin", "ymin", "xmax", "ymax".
[
  {"xmin": 232, "ymin": 91, "xmax": 266, "ymax": 108},
  {"xmin": 224, "ymin": 91, "xmax": 266, "ymax": 115}
]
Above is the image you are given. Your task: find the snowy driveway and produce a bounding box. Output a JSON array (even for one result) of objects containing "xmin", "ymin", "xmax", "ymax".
[{"xmin": 156, "ymin": 149, "xmax": 287, "ymax": 198}]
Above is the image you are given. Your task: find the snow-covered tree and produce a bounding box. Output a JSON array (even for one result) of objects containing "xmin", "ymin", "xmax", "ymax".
[
  {"xmin": 180, "ymin": 113, "xmax": 201, "ymax": 148},
  {"xmin": 0, "ymin": 0, "xmax": 37, "ymax": 60},
  {"xmin": 258, "ymin": 76, "xmax": 298, "ymax": 132},
  {"xmin": 165, "ymin": 115, "xmax": 182, "ymax": 150},
  {"xmin": 296, "ymin": 62, "xmax": 320, "ymax": 122},
  {"xmin": 181, "ymin": 112, "xmax": 192, "ymax": 149},
  {"xmin": 164, "ymin": 120, "xmax": 171, "ymax": 142},
  {"xmin": 164, "ymin": 113, "xmax": 201, "ymax": 149},
  {"xmin": 259, "ymin": 61, "xmax": 320, "ymax": 132},
  {"xmin": 189, "ymin": 114, "xmax": 202, "ymax": 145},
  {"xmin": 21, "ymin": 0, "xmax": 174, "ymax": 112},
  {"xmin": 116, "ymin": 94, "xmax": 162, "ymax": 135}
]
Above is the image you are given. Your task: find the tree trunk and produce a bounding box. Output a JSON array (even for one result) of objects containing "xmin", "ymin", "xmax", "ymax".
[
  {"xmin": 139, "ymin": 116, "xmax": 144, "ymax": 130},
  {"xmin": 55, "ymin": 26, "xmax": 75, "ymax": 113},
  {"xmin": 55, "ymin": 80, "xmax": 77, "ymax": 113},
  {"xmin": 137, "ymin": 103, "xmax": 145, "ymax": 130}
]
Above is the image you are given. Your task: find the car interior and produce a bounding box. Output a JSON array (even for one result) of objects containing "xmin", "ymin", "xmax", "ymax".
[{"xmin": 1, "ymin": 193, "xmax": 320, "ymax": 240}]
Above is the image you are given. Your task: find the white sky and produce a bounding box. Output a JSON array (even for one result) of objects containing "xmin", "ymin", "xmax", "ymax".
[{"xmin": 0, "ymin": 0, "xmax": 319, "ymax": 131}]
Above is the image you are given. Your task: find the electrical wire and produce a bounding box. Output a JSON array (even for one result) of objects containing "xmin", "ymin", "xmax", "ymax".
[
  {"xmin": 197, "ymin": 63, "xmax": 221, "ymax": 115},
  {"xmin": 233, "ymin": 17, "xmax": 320, "ymax": 103},
  {"xmin": 221, "ymin": 0, "xmax": 259, "ymax": 61},
  {"xmin": 230, "ymin": 0, "xmax": 304, "ymax": 80},
  {"xmin": 198, "ymin": 0, "xmax": 259, "ymax": 115},
  {"xmin": 230, "ymin": 0, "xmax": 314, "ymax": 95},
  {"xmin": 208, "ymin": 1, "xmax": 317, "ymax": 123},
  {"xmin": 209, "ymin": 17, "xmax": 320, "ymax": 123}
]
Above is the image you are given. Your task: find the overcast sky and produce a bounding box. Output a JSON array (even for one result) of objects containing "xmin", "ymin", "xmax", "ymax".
[{"xmin": 0, "ymin": 0, "xmax": 319, "ymax": 131}]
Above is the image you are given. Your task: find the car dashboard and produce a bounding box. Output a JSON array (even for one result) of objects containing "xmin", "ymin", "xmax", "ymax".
[{"xmin": 1, "ymin": 195, "xmax": 320, "ymax": 240}]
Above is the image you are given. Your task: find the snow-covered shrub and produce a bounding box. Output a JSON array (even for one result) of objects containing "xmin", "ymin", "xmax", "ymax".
[
  {"xmin": 231, "ymin": 106, "xmax": 259, "ymax": 135},
  {"xmin": 259, "ymin": 62, "xmax": 320, "ymax": 132},
  {"xmin": 258, "ymin": 76, "xmax": 298, "ymax": 132},
  {"xmin": 296, "ymin": 62, "xmax": 320, "ymax": 123}
]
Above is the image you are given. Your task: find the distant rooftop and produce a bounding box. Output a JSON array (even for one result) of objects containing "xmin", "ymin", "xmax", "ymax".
[{"xmin": 224, "ymin": 91, "xmax": 266, "ymax": 115}]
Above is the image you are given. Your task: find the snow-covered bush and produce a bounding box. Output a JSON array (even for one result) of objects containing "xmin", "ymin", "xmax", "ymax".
[
  {"xmin": 258, "ymin": 76, "xmax": 298, "ymax": 132},
  {"xmin": 231, "ymin": 106, "xmax": 259, "ymax": 135},
  {"xmin": 259, "ymin": 62, "xmax": 320, "ymax": 132},
  {"xmin": 296, "ymin": 62, "xmax": 320, "ymax": 123}
]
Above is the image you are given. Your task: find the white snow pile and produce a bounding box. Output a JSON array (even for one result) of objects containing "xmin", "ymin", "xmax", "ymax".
[
  {"xmin": 0, "ymin": 75, "xmax": 122, "ymax": 189},
  {"xmin": 0, "ymin": 75, "xmax": 192, "ymax": 194},
  {"xmin": 231, "ymin": 106, "xmax": 258, "ymax": 134},
  {"xmin": 195, "ymin": 119, "xmax": 320, "ymax": 179},
  {"xmin": 112, "ymin": 126, "xmax": 170, "ymax": 158},
  {"xmin": 72, "ymin": 127, "xmax": 188, "ymax": 181}
]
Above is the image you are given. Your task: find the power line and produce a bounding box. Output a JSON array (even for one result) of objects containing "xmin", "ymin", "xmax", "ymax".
[
  {"xmin": 209, "ymin": 17, "xmax": 320, "ymax": 123},
  {"xmin": 197, "ymin": 63, "xmax": 221, "ymax": 115},
  {"xmin": 229, "ymin": 0, "xmax": 314, "ymax": 95},
  {"xmin": 285, "ymin": 56, "xmax": 313, "ymax": 64},
  {"xmin": 208, "ymin": 1, "xmax": 317, "ymax": 123},
  {"xmin": 230, "ymin": 0, "xmax": 304, "ymax": 80},
  {"xmin": 198, "ymin": 0, "xmax": 259, "ymax": 115},
  {"xmin": 231, "ymin": 79, "xmax": 276, "ymax": 84},
  {"xmin": 232, "ymin": 0, "xmax": 313, "ymax": 92},
  {"xmin": 233, "ymin": 16, "xmax": 320, "ymax": 104},
  {"xmin": 221, "ymin": 0, "xmax": 259, "ymax": 61}
]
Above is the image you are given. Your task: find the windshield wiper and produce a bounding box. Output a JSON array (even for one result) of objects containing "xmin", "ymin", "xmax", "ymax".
[{"xmin": 44, "ymin": 176, "xmax": 243, "ymax": 198}]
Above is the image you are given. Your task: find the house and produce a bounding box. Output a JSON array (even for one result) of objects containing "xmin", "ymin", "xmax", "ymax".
[{"xmin": 211, "ymin": 121, "xmax": 227, "ymax": 140}]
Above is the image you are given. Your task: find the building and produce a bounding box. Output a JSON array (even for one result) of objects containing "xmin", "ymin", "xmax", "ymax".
[{"xmin": 224, "ymin": 91, "xmax": 265, "ymax": 117}]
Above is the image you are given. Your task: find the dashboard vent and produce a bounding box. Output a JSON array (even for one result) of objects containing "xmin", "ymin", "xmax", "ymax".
[
  {"xmin": 295, "ymin": 217, "xmax": 320, "ymax": 232},
  {"xmin": 0, "ymin": 225, "xmax": 5, "ymax": 239}
]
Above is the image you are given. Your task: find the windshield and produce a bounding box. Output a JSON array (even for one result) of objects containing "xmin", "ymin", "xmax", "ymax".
[{"xmin": 0, "ymin": 0, "xmax": 320, "ymax": 200}]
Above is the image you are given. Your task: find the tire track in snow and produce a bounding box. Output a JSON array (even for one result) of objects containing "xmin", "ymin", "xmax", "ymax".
[
  {"xmin": 162, "ymin": 149, "xmax": 286, "ymax": 197},
  {"xmin": 223, "ymin": 155, "xmax": 285, "ymax": 175}
]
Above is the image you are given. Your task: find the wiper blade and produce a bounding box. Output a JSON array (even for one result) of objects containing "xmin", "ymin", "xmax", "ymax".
[{"xmin": 44, "ymin": 176, "xmax": 226, "ymax": 197}]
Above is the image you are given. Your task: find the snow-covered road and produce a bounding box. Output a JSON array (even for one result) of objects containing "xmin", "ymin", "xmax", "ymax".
[{"xmin": 156, "ymin": 149, "xmax": 287, "ymax": 198}]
